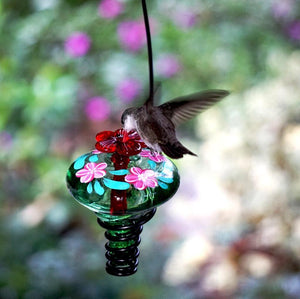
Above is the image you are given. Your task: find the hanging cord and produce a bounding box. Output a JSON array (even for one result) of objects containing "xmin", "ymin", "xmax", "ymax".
[{"xmin": 141, "ymin": 0, "xmax": 154, "ymax": 101}]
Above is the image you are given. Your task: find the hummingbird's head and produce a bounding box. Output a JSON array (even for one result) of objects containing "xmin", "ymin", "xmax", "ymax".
[
  {"xmin": 121, "ymin": 107, "xmax": 134, "ymax": 124},
  {"xmin": 121, "ymin": 107, "xmax": 137, "ymax": 131}
]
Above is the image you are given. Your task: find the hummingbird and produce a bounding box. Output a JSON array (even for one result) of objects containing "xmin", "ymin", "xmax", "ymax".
[{"xmin": 121, "ymin": 85, "xmax": 229, "ymax": 159}]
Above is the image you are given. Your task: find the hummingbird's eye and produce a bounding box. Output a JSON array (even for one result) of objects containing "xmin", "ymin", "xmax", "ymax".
[{"xmin": 121, "ymin": 114, "xmax": 125, "ymax": 125}]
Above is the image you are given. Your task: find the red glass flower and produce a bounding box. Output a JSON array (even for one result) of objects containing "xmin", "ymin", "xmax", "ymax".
[{"xmin": 95, "ymin": 129, "xmax": 146, "ymax": 156}]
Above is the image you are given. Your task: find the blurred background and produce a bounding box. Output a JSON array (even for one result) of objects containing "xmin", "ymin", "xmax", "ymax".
[{"xmin": 1, "ymin": 0, "xmax": 300, "ymax": 298}]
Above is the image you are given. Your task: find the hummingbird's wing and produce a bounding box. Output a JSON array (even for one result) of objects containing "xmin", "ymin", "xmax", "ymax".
[{"xmin": 158, "ymin": 89, "xmax": 229, "ymax": 127}]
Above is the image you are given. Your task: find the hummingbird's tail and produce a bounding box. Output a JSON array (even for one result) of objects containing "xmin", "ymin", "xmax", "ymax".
[{"xmin": 160, "ymin": 141, "xmax": 197, "ymax": 159}]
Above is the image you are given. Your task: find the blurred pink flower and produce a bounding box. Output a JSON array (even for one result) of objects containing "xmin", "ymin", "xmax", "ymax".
[
  {"xmin": 156, "ymin": 54, "xmax": 182, "ymax": 78},
  {"xmin": 125, "ymin": 167, "xmax": 158, "ymax": 190},
  {"xmin": 117, "ymin": 20, "xmax": 147, "ymax": 52},
  {"xmin": 173, "ymin": 10, "xmax": 198, "ymax": 29},
  {"xmin": 116, "ymin": 78, "xmax": 142, "ymax": 103},
  {"xmin": 288, "ymin": 21, "xmax": 300, "ymax": 40},
  {"xmin": 0, "ymin": 131, "xmax": 13, "ymax": 151},
  {"xmin": 271, "ymin": 0, "xmax": 293, "ymax": 20},
  {"xmin": 140, "ymin": 149, "xmax": 166, "ymax": 163},
  {"xmin": 64, "ymin": 32, "xmax": 91, "ymax": 57},
  {"xmin": 76, "ymin": 162, "xmax": 107, "ymax": 183},
  {"xmin": 98, "ymin": 0, "xmax": 123, "ymax": 19},
  {"xmin": 85, "ymin": 97, "xmax": 111, "ymax": 121}
]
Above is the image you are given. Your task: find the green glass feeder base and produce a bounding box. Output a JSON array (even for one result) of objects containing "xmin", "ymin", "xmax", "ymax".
[
  {"xmin": 97, "ymin": 208, "xmax": 156, "ymax": 276},
  {"xmin": 66, "ymin": 132, "xmax": 180, "ymax": 276}
]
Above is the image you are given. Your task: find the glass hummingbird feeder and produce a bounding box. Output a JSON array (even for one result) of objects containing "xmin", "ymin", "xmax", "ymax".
[
  {"xmin": 66, "ymin": 129, "xmax": 180, "ymax": 276},
  {"xmin": 66, "ymin": 0, "xmax": 180, "ymax": 276}
]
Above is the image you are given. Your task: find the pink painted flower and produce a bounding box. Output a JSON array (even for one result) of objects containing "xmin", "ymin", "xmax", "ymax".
[
  {"xmin": 125, "ymin": 167, "xmax": 158, "ymax": 190},
  {"xmin": 156, "ymin": 54, "xmax": 182, "ymax": 78},
  {"xmin": 115, "ymin": 78, "xmax": 142, "ymax": 103},
  {"xmin": 117, "ymin": 20, "xmax": 147, "ymax": 52},
  {"xmin": 85, "ymin": 97, "xmax": 111, "ymax": 121},
  {"xmin": 98, "ymin": 0, "xmax": 123, "ymax": 19},
  {"xmin": 64, "ymin": 32, "xmax": 91, "ymax": 57},
  {"xmin": 140, "ymin": 149, "xmax": 166, "ymax": 163},
  {"xmin": 76, "ymin": 162, "xmax": 107, "ymax": 183}
]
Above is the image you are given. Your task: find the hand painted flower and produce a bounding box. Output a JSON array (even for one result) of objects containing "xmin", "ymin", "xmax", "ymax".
[
  {"xmin": 98, "ymin": 0, "xmax": 123, "ymax": 19},
  {"xmin": 125, "ymin": 167, "xmax": 158, "ymax": 190},
  {"xmin": 75, "ymin": 162, "xmax": 107, "ymax": 183},
  {"xmin": 64, "ymin": 32, "xmax": 91, "ymax": 57},
  {"xmin": 92, "ymin": 149, "xmax": 103, "ymax": 154},
  {"xmin": 140, "ymin": 149, "xmax": 166, "ymax": 163}
]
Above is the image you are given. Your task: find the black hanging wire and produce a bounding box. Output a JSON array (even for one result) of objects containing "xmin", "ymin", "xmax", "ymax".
[
  {"xmin": 141, "ymin": 0, "xmax": 154, "ymax": 101},
  {"xmin": 96, "ymin": 0, "xmax": 157, "ymax": 277}
]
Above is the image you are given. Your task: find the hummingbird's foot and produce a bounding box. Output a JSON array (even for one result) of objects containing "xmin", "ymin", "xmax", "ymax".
[
  {"xmin": 149, "ymin": 148, "xmax": 156, "ymax": 155},
  {"xmin": 149, "ymin": 148, "xmax": 161, "ymax": 156}
]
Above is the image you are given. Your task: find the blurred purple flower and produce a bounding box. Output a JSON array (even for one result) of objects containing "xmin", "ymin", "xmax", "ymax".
[
  {"xmin": 0, "ymin": 131, "xmax": 13, "ymax": 151},
  {"xmin": 271, "ymin": 0, "xmax": 293, "ymax": 20},
  {"xmin": 98, "ymin": 0, "xmax": 123, "ymax": 19},
  {"xmin": 156, "ymin": 54, "xmax": 182, "ymax": 78},
  {"xmin": 116, "ymin": 78, "xmax": 142, "ymax": 103},
  {"xmin": 64, "ymin": 32, "xmax": 91, "ymax": 57},
  {"xmin": 117, "ymin": 20, "xmax": 147, "ymax": 52},
  {"xmin": 173, "ymin": 10, "xmax": 198, "ymax": 29},
  {"xmin": 85, "ymin": 97, "xmax": 111, "ymax": 121},
  {"xmin": 288, "ymin": 21, "xmax": 300, "ymax": 40}
]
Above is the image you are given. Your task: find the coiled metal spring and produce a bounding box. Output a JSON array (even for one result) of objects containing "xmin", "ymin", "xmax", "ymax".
[{"xmin": 97, "ymin": 208, "xmax": 157, "ymax": 276}]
